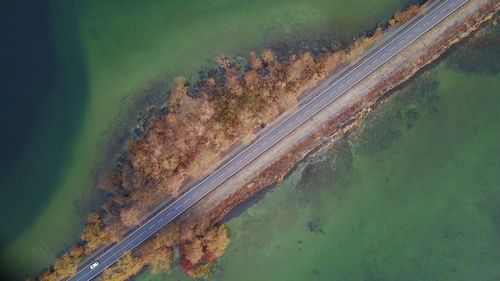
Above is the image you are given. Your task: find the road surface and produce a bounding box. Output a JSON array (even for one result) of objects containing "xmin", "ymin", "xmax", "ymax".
[{"xmin": 68, "ymin": 0, "xmax": 469, "ymax": 279}]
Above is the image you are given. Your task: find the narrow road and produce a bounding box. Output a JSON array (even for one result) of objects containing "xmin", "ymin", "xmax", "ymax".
[{"xmin": 68, "ymin": 0, "xmax": 469, "ymax": 280}]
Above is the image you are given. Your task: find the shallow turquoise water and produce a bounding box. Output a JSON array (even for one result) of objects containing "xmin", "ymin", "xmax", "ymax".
[
  {"xmin": 133, "ymin": 20, "xmax": 500, "ymax": 281},
  {"xmin": 0, "ymin": 0, "xmax": 412, "ymax": 279}
]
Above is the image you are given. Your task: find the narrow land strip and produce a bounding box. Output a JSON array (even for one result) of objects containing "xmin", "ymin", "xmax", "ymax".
[{"xmin": 65, "ymin": 0, "xmax": 498, "ymax": 280}]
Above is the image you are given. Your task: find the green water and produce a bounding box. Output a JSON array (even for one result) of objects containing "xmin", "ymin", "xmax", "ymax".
[
  {"xmin": 133, "ymin": 21, "xmax": 500, "ymax": 281},
  {"xmin": 1, "ymin": 0, "xmax": 412, "ymax": 279}
]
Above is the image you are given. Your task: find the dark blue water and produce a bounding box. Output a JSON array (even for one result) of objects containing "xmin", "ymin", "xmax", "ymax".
[{"xmin": 0, "ymin": 0, "xmax": 88, "ymax": 270}]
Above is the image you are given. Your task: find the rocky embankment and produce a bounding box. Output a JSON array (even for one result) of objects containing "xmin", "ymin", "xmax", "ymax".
[
  {"xmin": 100, "ymin": 0, "xmax": 498, "ymax": 278},
  {"xmin": 178, "ymin": 0, "xmax": 497, "ymax": 259},
  {"xmin": 32, "ymin": 0, "xmax": 497, "ymax": 280}
]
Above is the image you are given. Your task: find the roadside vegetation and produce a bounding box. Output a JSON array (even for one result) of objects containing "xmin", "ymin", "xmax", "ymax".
[{"xmin": 30, "ymin": 5, "xmax": 425, "ymax": 281}]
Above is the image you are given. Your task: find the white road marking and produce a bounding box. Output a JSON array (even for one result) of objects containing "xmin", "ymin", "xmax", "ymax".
[{"xmin": 69, "ymin": 1, "xmax": 468, "ymax": 280}]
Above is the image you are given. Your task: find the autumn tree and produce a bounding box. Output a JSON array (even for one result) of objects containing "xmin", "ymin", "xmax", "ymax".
[
  {"xmin": 139, "ymin": 223, "xmax": 180, "ymax": 273},
  {"xmin": 53, "ymin": 254, "xmax": 78, "ymax": 278},
  {"xmin": 32, "ymin": 3, "xmax": 432, "ymax": 280},
  {"xmin": 248, "ymin": 51, "xmax": 262, "ymax": 69},
  {"xmin": 188, "ymin": 263, "xmax": 212, "ymax": 278},
  {"xmin": 261, "ymin": 49, "xmax": 274, "ymax": 64},
  {"xmin": 287, "ymin": 51, "xmax": 316, "ymax": 81},
  {"xmin": 216, "ymin": 54, "xmax": 243, "ymax": 96},
  {"xmin": 37, "ymin": 253, "xmax": 79, "ymax": 281},
  {"xmin": 99, "ymin": 252, "xmax": 144, "ymax": 281},
  {"xmin": 97, "ymin": 167, "xmax": 122, "ymax": 192},
  {"xmin": 182, "ymin": 237, "xmax": 204, "ymax": 265},
  {"xmin": 81, "ymin": 212, "xmax": 120, "ymax": 253},
  {"xmin": 167, "ymin": 76, "xmax": 188, "ymax": 113},
  {"xmin": 204, "ymin": 224, "xmax": 230, "ymax": 257},
  {"xmin": 119, "ymin": 206, "xmax": 142, "ymax": 227}
]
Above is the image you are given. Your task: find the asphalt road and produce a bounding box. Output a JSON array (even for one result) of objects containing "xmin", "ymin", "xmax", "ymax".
[{"xmin": 68, "ymin": 0, "xmax": 469, "ymax": 279}]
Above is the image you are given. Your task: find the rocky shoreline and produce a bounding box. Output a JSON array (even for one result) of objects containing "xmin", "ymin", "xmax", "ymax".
[
  {"xmin": 31, "ymin": 0, "xmax": 497, "ymax": 280},
  {"xmin": 178, "ymin": 0, "xmax": 497, "ymax": 249}
]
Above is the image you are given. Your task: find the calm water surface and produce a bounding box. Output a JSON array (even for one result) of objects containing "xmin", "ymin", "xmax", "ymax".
[
  {"xmin": 0, "ymin": 0, "xmax": 411, "ymax": 279},
  {"xmin": 133, "ymin": 19, "xmax": 500, "ymax": 281}
]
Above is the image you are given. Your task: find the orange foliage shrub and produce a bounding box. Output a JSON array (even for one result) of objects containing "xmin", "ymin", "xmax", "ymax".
[
  {"xmin": 179, "ymin": 224, "xmax": 230, "ymax": 276},
  {"xmin": 97, "ymin": 168, "xmax": 121, "ymax": 192},
  {"xmin": 36, "ymin": 253, "xmax": 79, "ymax": 281},
  {"xmin": 139, "ymin": 223, "xmax": 180, "ymax": 273},
  {"xmin": 98, "ymin": 252, "xmax": 144, "ymax": 281},
  {"xmin": 248, "ymin": 51, "xmax": 262, "ymax": 69},
  {"xmin": 32, "ymin": 3, "xmax": 432, "ymax": 280},
  {"xmin": 389, "ymin": 5, "xmax": 423, "ymax": 26},
  {"xmin": 204, "ymin": 224, "xmax": 230, "ymax": 257},
  {"xmin": 81, "ymin": 213, "xmax": 120, "ymax": 254}
]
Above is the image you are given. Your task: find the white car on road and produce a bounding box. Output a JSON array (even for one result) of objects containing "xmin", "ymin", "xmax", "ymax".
[{"xmin": 89, "ymin": 261, "xmax": 100, "ymax": 270}]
